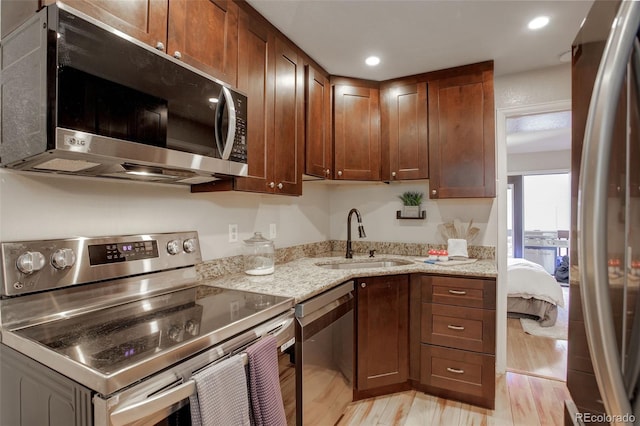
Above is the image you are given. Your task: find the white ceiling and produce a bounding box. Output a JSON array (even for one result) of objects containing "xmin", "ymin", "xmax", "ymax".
[{"xmin": 246, "ymin": 0, "xmax": 594, "ymax": 80}]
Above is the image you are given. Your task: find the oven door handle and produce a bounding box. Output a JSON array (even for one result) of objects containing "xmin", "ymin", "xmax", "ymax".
[
  {"xmin": 110, "ymin": 380, "xmax": 196, "ymax": 426},
  {"xmin": 109, "ymin": 314, "xmax": 295, "ymax": 426}
]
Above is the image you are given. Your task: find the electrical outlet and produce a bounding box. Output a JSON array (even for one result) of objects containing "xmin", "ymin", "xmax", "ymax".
[
  {"xmin": 269, "ymin": 223, "xmax": 277, "ymax": 239},
  {"xmin": 230, "ymin": 300, "xmax": 240, "ymax": 321},
  {"xmin": 229, "ymin": 224, "xmax": 238, "ymax": 242}
]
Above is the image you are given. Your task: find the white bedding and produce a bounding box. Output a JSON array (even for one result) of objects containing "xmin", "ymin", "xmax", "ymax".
[{"xmin": 507, "ymin": 258, "xmax": 564, "ymax": 307}]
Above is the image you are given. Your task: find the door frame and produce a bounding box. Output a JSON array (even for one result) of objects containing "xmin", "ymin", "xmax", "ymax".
[{"xmin": 495, "ymin": 99, "xmax": 571, "ymax": 373}]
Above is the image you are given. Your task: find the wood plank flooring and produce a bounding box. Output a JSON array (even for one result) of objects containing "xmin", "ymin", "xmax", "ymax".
[
  {"xmin": 338, "ymin": 372, "xmax": 571, "ymax": 426},
  {"xmin": 506, "ymin": 286, "xmax": 569, "ymax": 381}
]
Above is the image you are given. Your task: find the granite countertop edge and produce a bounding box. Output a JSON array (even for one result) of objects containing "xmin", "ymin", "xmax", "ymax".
[{"xmin": 200, "ymin": 255, "xmax": 497, "ymax": 304}]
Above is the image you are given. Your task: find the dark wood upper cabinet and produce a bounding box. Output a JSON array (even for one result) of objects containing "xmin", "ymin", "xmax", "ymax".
[
  {"xmin": 234, "ymin": 22, "xmax": 303, "ymax": 196},
  {"xmin": 167, "ymin": 0, "xmax": 238, "ymax": 85},
  {"xmin": 271, "ymin": 37, "xmax": 304, "ymax": 195},
  {"xmin": 356, "ymin": 275, "xmax": 409, "ymax": 394},
  {"xmin": 305, "ymin": 64, "xmax": 332, "ymax": 179},
  {"xmin": 428, "ymin": 66, "xmax": 495, "ymax": 198},
  {"xmin": 47, "ymin": 0, "xmax": 168, "ymax": 48},
  {"xmin": 234, "ymin": 8, "xmax": 272, "ymax": 193},
  {"xmin": 333, "ymin": 81, "xmax": 381, "ymax": 181},
  {"xmin": 381, "ymin": 82, "xmax": 429, "ymax": 181}
]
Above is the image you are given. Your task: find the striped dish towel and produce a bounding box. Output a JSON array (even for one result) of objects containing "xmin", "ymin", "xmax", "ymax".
[
  {"xmin": 246, "ymin": 335, "xmax": 287, "ymax": 426},
  {"xmin": 189, "ymin": 355, "xmax": 251, "ymax": 426}
]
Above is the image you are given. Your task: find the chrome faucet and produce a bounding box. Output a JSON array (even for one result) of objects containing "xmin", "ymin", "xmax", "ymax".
[{"xmin": 346, "ymin": 208, "xmax": 366, "ymax": 259}]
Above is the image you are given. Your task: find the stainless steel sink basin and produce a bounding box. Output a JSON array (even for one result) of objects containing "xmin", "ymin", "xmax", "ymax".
[{"xmin": 315, "ymin": 259, "xmax": 414, "ymax": 270}]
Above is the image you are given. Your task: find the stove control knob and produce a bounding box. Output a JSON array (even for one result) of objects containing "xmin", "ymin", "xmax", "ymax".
[
  {"xmin": 185, "ymin": 320, "xmax": 199, "ymax": 336},
  {"xmin": 183, "ymin": 238, "xmax": 197, "ymax": 254},
  {"xmin": 167, "ymin": 326, "xmax": 182, "ymax": 342},
  {"xmin": 51, "ymin": 248, "xmax": 76, "ymax": 270},
  {"xmin": 16, "ymin": 251, "xmax": 46, "ymax": 274},
  {"xmin": 167, "ymin": 240, "xmax": 181, "ymax": 255}
]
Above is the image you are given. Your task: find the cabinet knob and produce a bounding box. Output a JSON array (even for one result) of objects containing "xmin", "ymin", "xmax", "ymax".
[
  {"xmin": 269, "ymin": 182, "xmax": 275, "ymax": 188},
  {"xmin": 360, "ymin": 282, "xmax": 366, "ymax": 288},
  {"xmin": 326, "ymin": 169, "xmax": 331, "ymax": 176},
  {"xmin": 277, "ymin": 183, "xmax": 283, "ymax": 189},
  {"xmin": 338, "ymin": 170, "xmax": 343, "ymax": 177},
  {"xmin": 431, "ymin": 189, "xmax": 437, "ymax": 195},
  {"xmin": 173, "ymin": 51, "xmax": 182, "ymax": 60},
  {"xmin": 391, "ymin": 171, "xmax": 397, "ymax": 178},
  {"xmin": 155, "ymin": 41, "xmax": 165, "ymax": 51}
]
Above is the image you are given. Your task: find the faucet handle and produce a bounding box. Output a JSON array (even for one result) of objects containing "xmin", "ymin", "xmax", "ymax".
[{"xmin": 369, "ymin": 249, "xmax": 376, "ymax": 258}]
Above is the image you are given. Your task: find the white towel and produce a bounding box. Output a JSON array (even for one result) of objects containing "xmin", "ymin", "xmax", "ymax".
[
  {"xmin": 447, "ymin": 238, "xmax": 469, "ymax": 259},
  {"xmin": 189, "ymin": 355, "xmax": 251, "ymax": 426}
]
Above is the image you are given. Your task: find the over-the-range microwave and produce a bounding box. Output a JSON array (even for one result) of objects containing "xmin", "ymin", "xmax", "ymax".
[{"xmin": 0, "ymin": 3, "xmax": 248, "ymax": 185}]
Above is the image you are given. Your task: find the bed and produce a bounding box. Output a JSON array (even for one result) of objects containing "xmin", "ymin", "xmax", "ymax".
[{"xmin": 507, "ymin": 258, "xmax": 565, "ymax": 327}]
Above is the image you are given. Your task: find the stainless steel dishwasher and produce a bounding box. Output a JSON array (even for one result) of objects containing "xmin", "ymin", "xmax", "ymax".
[{"xmin": 295, "ymin": 280, "xmax": 354, "ymax": 425}]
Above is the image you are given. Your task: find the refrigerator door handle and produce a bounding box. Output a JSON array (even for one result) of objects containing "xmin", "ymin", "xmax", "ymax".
[{"xmin": 579, "ymin": 1, "xmax": 640, "ymax": 423}]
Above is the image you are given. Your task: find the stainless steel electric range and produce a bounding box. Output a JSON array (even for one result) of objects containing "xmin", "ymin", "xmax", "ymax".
[{"xmin": 0, "ymin": 231, "xmax": 295, "ymax": 426}]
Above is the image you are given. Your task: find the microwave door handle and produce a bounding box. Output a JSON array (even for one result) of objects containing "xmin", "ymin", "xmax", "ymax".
[
  {"xmin": 110, "ymin": 380, "xmax": 196, "ymax": 426},
  {"xmin": 215, "ymin": 86, "xmax": 237, "ymax": 160},
  {"xmin": 578, "ymin": 0, "xmax": 640, "ymax": 422}
]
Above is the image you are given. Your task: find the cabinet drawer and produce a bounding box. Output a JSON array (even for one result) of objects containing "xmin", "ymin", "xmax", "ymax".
[
  {"xmin": 421, "ymin": 303, "xmax": 495, "ymax": 353},
  {"xmin": 420, "ymin": 344, "xmax": 495, "ymax": 403},
  {"xmin": 421, "ymin": 275, "xmax": 495, "ymax": 309}
]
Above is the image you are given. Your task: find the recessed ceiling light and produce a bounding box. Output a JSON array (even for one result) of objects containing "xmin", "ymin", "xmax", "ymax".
[
  {"xmin": 365, "ymin": 56, "xmax": 380, "ymax": 66},
  {"xmin": 528, "ymin": 16, "xmax": 550, "ymax": 30},
  {"xmin": 208, "ymin": 97, "xmax": 219, "ymax": 103}
]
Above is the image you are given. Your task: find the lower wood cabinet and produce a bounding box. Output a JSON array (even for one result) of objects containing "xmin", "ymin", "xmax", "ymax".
[
  {"xmin": 414, "ymin": 274, "xmax": 496, "ymax": 409},
  {"xmin": 355, "ymin": 275, "xmax": 409, "ymax": 398},
  {"xmin": 354, "ymin": 273, "xmax": 496, "ymax": 408}
]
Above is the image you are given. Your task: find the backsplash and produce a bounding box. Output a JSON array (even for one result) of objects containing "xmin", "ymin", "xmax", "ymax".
[{"xmin": 196, "ymin": 239, "xmax": 495, "ymax": 280}]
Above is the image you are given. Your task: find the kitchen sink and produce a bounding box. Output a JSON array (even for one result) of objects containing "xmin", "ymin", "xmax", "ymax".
[{"xmin": 315, "ymin": 259, "xmax": 414, "ymax": 270}]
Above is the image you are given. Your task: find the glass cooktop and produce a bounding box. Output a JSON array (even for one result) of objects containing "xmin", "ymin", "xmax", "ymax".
[{"xmin": 15, "ymin": 286, "xmax": 292, "ymax": 375}]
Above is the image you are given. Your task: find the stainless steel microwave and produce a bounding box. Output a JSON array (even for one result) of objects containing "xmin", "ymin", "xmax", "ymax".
[{"xmin": 0, "ymin": 4, "xmax": 248, "ymax": 185}]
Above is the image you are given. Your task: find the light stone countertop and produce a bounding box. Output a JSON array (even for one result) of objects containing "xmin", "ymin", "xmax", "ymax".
[{"xmin": 200, "ymin": 254, "xmax": 497, "ymax": 304}]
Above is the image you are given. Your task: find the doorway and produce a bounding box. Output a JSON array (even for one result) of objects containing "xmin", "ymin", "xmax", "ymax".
[{"xmin": 496, "ymin": 101, "xmax": 571, "ymax": 381}]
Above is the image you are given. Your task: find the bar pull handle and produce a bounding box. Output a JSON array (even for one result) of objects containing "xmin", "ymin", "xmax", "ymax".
[
  {"xmin": 448, "ymin": 289, "xmax": 466, "ymax": 295},
  {"xmin": 447, "ymin": 325, "xmax": 465, "ymax": 331},
  {"xmin": 446, "ymin": 367, "xmax": 464, "ymax": 375},
  {"xmin": 578, "ymin": 1, "xmax": 640, "ymax": 421}
]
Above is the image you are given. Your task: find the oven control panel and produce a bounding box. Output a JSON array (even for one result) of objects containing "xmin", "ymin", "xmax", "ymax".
[{"xmin": 0, "ymin": 231, "xmax": 201, "ymax": 297}]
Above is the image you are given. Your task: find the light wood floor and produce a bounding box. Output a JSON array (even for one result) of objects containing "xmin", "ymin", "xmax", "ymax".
[
  {"xmin": 506, "ymin": 286, "xmax": 569, "ymax": 381},
  {"xmin": 338, "ymin": 372, "xmax": 571, "ymax": 426}
]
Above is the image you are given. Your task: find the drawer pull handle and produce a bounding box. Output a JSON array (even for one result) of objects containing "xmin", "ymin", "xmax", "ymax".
[
  {"xmin": 447, "ymin": 325, "xmax": 465, "ymax": 331},
  {"xmin": 448, "ymin": 289, "xmax": 467, "ymax": 295},
  {"xmin": 446, "ymin": 367, "xmax": 465, "ymax": 374}
]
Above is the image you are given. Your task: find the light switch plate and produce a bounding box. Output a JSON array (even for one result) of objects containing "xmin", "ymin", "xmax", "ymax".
[{"xmin": 269, "ymin": 223, "xmax": 277, "ymax": 239}]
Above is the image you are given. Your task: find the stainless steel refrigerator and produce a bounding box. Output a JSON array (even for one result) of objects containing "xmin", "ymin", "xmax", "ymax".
[{"xmin": 568, "ymin": 0, "xmax": 640, "ymax": 425}]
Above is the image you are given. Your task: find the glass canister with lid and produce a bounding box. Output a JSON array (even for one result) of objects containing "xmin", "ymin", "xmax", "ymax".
[{"xmin": 243, "ymin": 232, "xmax": 275, "ymax": 275}]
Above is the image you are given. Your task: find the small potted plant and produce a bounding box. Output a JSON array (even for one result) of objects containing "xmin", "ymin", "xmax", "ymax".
[{"xmin": 398, "ymin": 191, "xmax": 423, "ymax": 217}]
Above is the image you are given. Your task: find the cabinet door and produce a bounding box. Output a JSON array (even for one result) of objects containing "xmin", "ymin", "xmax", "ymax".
[
  {"xmin": 381, "ymin": 83, "xmax": 428, "ymax": 181},
  {"xmin": 356, "ymin": 275, "xmax": 409, "ymax": 391},
  {"xmin": 234, "ymin": 9, "xmax": 273, "ymax": 193},
  {"xmin": 50, "ymin": 0, "xmax": 168, "ymax": 48},
  {"xmin": 305, "ymin": 65, "xmax": 332, "ymax": 179},
  {"xmin": 167, "ymin": 0, "xmax": 238, "ymax": 85},
  {"xmin": 334, "ymin": 85, "xmax": 381, "ymax": 180},
  {"xmin": 271, "ymin": 37, "xmax": 304, "ymax": 195},
  {"xmin": 428, "ymin": 69, "xmax": 495, "ymax": 198}
]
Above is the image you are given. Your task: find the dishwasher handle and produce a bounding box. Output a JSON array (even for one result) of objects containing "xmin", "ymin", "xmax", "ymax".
[{"xmin": 295, "ymin": 280, "xmax": 354, "ymax": 317}]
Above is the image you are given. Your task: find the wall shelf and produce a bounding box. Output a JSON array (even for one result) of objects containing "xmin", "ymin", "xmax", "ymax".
[{"xmin": 396, "ymin": 210, "xmax": 426, "ymax": 220}]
